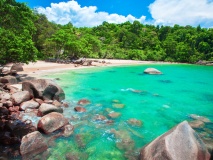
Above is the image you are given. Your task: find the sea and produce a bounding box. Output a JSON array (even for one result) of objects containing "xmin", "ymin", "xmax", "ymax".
[{"xmin": 42, "ymin": 64, "xmax": 213, "ymax": 160}]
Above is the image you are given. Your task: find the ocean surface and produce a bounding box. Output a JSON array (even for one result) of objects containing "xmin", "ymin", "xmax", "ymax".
[{"xmin": 43, "ymin": 64, "xmax": 213, "ymax": 160}]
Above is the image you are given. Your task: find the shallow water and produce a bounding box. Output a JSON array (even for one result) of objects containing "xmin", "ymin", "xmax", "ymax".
[{"xmin": 44, "ymin": 64, "xmax": 213, "ymax": 160}]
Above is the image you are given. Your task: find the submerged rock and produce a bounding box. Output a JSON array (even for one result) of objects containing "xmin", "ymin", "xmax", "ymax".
[
  {"xmin": 139, "ymin": 121, "xmax": 210, "ymax": 160},
  {"xmin": 77, "ymin": 99, "xmax": 91, "ymax": 105},
  {"xmin": 127, "ymin": 118, "xmax": 143, "ymax": 127},
  {"xmin": 144, "ymin": 68, "xmax": 162, "ymax": 75},
  {"xmin": 108, "ymin": 112, "xmax": 121, "ymax": 118},
  {"xmin": 74, "ymin": 106, "xmax": 86, "ymax": 112},
  {"xmin": 190, "ymin": 114, "xmax": 211, "ymax": 123},
  {"xmin": 112, "ymin": 103, "xmax": 125, "ymax": 109},
  {"xmin": 63, "ymin": 124, "xmax": 74, "ymax": 137},
  {"xmin": 20, "ymin": 131, "xmax": 48, "ymax": 160}
]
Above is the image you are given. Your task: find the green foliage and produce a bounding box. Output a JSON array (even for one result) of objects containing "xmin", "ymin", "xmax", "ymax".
[{"xmin": 0, "ymin": 0, "xmax": 38, "ymax": 65}]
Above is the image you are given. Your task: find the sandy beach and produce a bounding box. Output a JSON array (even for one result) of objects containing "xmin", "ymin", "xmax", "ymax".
[{"xmin": 20, "ymin": 59, "xmax": 170, "ymax": 76}]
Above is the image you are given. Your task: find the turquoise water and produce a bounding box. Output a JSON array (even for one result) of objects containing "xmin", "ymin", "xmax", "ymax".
[{"xmin": 44, "ymin": 64, "xmax": 213, "ymax": 160}]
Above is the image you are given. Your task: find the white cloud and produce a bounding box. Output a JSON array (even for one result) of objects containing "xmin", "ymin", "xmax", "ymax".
[
  {"xmin": 36, "ymin": 0, "xmax": 146, "ymax": 27},
  {"xmin": 149, "ymin": 0, "xmax": 213, "ymax": 28}
]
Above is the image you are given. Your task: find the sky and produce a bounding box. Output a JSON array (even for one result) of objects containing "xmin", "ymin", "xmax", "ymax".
[{"xmin": 16, "ymin": 0, "xmax": 213, "ymax": 28}]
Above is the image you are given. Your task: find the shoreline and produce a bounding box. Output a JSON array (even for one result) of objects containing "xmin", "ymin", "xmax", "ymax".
[{"xmin": 19, "ymin": 59, "xmax": 181, "ymax": 77}]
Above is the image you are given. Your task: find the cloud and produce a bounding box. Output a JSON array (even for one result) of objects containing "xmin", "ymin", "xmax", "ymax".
[
  {"xmin": 36, "ymin": 0, "xmax": 146, "ymax": 27},
  {"xmin": 149, "ymin": 0, "xmax": 213, "ymax": 28}
]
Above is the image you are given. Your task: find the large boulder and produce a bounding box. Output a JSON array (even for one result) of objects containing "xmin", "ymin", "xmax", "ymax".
[
  {"xmin": 0, "ymin": 76, "xmax": 17, "ymax": 84},
  {"xmin": 22, "ymin": 79, "xmax": 65, "ymax": 101},
  {"xmin": 20, "ymin": 100, "xmax": 40, "ymax": 111},
  {"xmin": 139, "ymin": 121, "xmax": 210, "ymax": 160},
  {"xmin": 20, "ymin": 131, "xmax": 48, "ymax": 160},
  {"xmin": 11, "ymin": 91, "xmax": 31, "ymax": 105},
  {"xmin": 37, "ymin": 112, "xmax": 68, "ymax": 134},
  {"xmin": 144, "ymin": 68, "xmax": 162, "ymax": 75},
  {"xmin": 10, "ymin": 63, "xmax": 23, "ymax": 72},
  {"xmin": 38, "ymin": 103, "xmax": 63, "ymax": 116}
]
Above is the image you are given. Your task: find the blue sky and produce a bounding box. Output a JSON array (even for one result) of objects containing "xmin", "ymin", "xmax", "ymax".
[{"xmin": 17, "ymin": 0, "xmax": 213, "ymax": 28}]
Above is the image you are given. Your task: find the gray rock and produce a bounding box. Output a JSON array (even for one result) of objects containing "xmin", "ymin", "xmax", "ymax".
[
  {"xmin": 0, "ymin": 76, "xmax": 17, "ymax": 84},
  {"xmin": 144, "ymin": 68, "xmax": 162, "ymax": 74},
  {"xmin": 11, "ymin": 91, "xmax": 31, "ymax": 105},
  {"xmin": 20, "ymin": 131, "xmax": 48, "ymax": 160},
  {"xmin": 38, "ymin": 103, "xmax": 63, "ymax": 116},
  {"xmin": 139, "ymin": 121, "xmax": 210, "ymax": 160},
  {"xmin": 22, "ymin": 79, "xmax": 65, "ymax": 101},
  {"xmin": 20, "ymin": 100, "xmax": 40, "ymax": 111},
  {"xmin": 37, "ymin": 112, "xmax": 68, "ymax": 134}
]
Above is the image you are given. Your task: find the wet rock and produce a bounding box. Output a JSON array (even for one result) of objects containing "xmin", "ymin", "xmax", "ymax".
[
  {"xmin": 127, "ymin": 118, "xmax": 143, "ymax": 127},
  {"xmin": 0, "ymin": 76, "xmax": 17, "ymax": 84},
  {"xmin": 190, "ymin": 114, "xmax": 211, "ymax": 123},
  {"xmin": 11, "ymin": 91, "xmax": 31, "ymax": 105},
  {"xmin": 38, "ymin": 103, "xmax": 63, "ymax": 116},
  {"xmin": 22, "ymin": 79, "xmax": 65, "ymax": 101},
  {"xmin": 52, "ymin": 100, "xmax": 62, "ymax": 107},
  {"xmin": 63, "ymin": 124, "xmax": 74, "ymax": 137},
  {"xmin": 139, "ymin": 121, "xmax": 210, "ymax": 160},
  {"xmin": 74, "ymin": 106, "xmax": 86, "ymax": 112},
  {"xmin": 20, "ymin": 100, "xmax": 39, "ymax": 111},
  {"xmin": 112, "ymin": 103, "xmax": 125, "ymax": 109},
  {"xmin": 189, "ymin": 120, "xmax": 205, "ymax": 129},
  {"xmin": 108, "ymin": 112, "xmax": 121, "ymax": 118},
  {"xmin": 37, "ymin": 112, "xmax": 68, "ymax": 134},
  {"xmin": 20, "ymin": 131, "xmax": 48, "ymax": 160},
  {"xmin": 77, "ymin": 99, "xmax": 91, "ymax": 105},
  {"xmin": 144, "ymin": 68, "xmax": 162, "ymax": 75},
  {"xmin": 94, "ymin": 114, "xmax": 107, "ymax": 121}
]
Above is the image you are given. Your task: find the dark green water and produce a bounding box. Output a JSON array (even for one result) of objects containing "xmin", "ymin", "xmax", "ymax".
[{"xmin": 44, "ymin": 64, "xmax": 213, "ymax": 160}]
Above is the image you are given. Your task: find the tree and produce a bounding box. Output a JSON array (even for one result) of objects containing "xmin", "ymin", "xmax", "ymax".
[{"xmin": 0, "ymin": 0, "xmax": 38, "ymax": 65}]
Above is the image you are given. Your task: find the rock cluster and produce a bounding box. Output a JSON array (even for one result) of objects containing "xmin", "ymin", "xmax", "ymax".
[{"xmin": 0, "ymin": 77, "xmax": 72, "ymax": 159}]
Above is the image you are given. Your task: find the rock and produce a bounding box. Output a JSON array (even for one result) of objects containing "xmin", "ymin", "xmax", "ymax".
[
  {"xmin": 43, "ymin": 99, "xmax": 53, "ymax": 104},
  {"xmin": 144, "ymin": 68, "xmax": 162, "ymax": 75},
  {"xmin": 37, "ymin": 112, "xmax": 68, "ymax": 134},
  {"xmin": 4, "ymin": 100, "xmax": 13, "ymax": 107},
  {"xmin": 20, "ymin": 131, "xmax": 48, "ymax": 160},
  {"xmin": 22, "ymin": 79, "xmax": 65, "ymax": 101},
  {"xmin": 139, "ymin": 121, "xmax": 210, "ymax": 160},
  {"xmin": 34, "ymin": 98, "xmax": 44, "ymax": 105},
  {"xmin": 10, "ymin": 63, "xmax": 23, "ymax": 72},
  {"xmin": 112, "ymin": 103, "xmax": 125, "ymax": 109},
  {"xmin": 108, "ymin": 112, "xmax": 121, "ymax": 118},
  {"xmin": 189, "ymin": 120, "xmax": 205, "ymax": 129},
  {"xmin": 127, "ymin": 118, "xmax": 143, "ymax": 127},
  {"xmin": 8, "ymin": 106, "xmax": 19, "ymax": 112},
  {"xmin": 20, "ymin": 100, "xmax": 40, "ymax": 111},
  {"xmin": 94, "ymin": 115, "xmax": 107, "ymax": 121},
  {"xmin": 38, "ymin": 103, "xmax": 63, "ymax": 116},
  {"xmin": 52, "ymin": 100, "xmax": 62, "ymax": 107},
  {"xmin": 0, "ymin": 93, "xmax": 11, "ymax": 100},
  {"xmin": 0, "ymin": 107, "xmax": 9, "ymax": 115},
  {"xmin": 77, "ymin": 99, "xmax": 91, "ymax": 105},
  {"xmin": 0, "ymin": 76, "xmax": 17, "ymax": 84},
  {"xmin": 190, "ymin": 114, "xmax": 211, "ymax": 123},
  {"xmin": 63, "ymin": 124, "xmax": 74, "ymax": 137},
  {"xmin": 11, "ymin": 91, "xmax": 31, "ymax": 105},
  {"xmin": 9, "ymin": 84, "xmax": 22, "ymax": 91},
  {"xmin": 74, "ymin": 106, "xmax": 86, "ymax": 112}
]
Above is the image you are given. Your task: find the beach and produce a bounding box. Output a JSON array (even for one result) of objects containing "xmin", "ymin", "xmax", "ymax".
[{"xmin": 20, "ymin": 59, "xmax": 171, "ymax": 76}]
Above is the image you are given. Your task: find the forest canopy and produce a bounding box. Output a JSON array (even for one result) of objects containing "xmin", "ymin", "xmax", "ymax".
[{"xmin": 0, "ymin": 0, "xmax": 213, "ymax": 65}]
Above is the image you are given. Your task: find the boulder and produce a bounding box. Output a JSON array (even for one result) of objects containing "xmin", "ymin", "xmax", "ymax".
[
  {"xmin": 11, "ymin": 91, "xmax": 31, "ymax": 105},
  {"xmin": 10, "ymin": 63, "xmax": 23, "ymax": 72},
  {"xmin": 139, "ymin": 121, "xmax": 210, "ymax": 160},
  {"xmin": 144, "ymin": 68, "xmax": 162, "ymax": 75},
  {"xmin": 0, "ymin": 76, "xmax": 17, "ymax": 84},
  {"xmin": 77, "ymin": 99, "xmax": 91, "ymax": 105},
  {"xmin": 20, "ymin": 100, "xmax": 40, "ymax": 111},
  {"xmin": 20, "ymin": 131, "xmax": 48, "ymax": 160},
  {"xmin": 38, "ymin": 103, "xmax": 63, "ymax": 116},
  {"xmin": 37, "ymin": 112, "xmax": 68, "ymax": 134},
  {"xmin": 22, "ymin": 79, "xmax": 65, "ymax": 101},
  {"xmin": 63, "ymin": 124, "xmax": 74, "ymax": 137}
]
